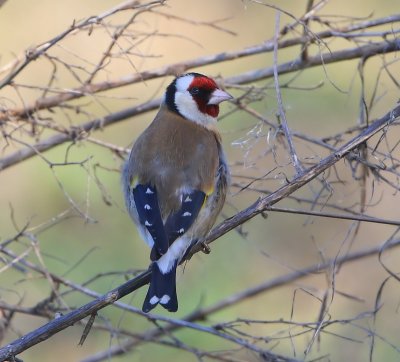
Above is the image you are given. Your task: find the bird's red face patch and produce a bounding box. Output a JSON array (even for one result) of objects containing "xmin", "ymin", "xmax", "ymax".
[{"xmin": 188, "ymin": 76, "xmax": 220, "ymax": 118}]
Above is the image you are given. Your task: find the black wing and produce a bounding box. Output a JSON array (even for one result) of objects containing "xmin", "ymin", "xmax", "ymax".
[
  {"xmin": 132, "ymin": 184, "xmax": 168, "ymax": 255},
  {"xmin": 164, "ymin": 190, "xmax": 206, "ymax": 244}
]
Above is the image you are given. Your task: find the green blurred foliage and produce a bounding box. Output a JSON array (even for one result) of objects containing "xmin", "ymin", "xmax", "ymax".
[{"xmin": 0, "ymin": 0, "xmax": 400, "ymax": 361}]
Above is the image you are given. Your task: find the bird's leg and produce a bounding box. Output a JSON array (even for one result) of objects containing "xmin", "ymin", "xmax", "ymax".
[{"xmin": 200, "ymin": 242, "xmax": 211, "ymax": 254}]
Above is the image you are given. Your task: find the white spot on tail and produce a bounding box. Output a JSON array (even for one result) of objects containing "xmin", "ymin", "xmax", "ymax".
[
  {"xmin": 144, "ymin": 204, "xmax": 151, "ymax": 210},
  {"xmin": 145, "ymin": 220, "xmax": 152, "ymax": 226},
  {"xmin": 178, "ymin": 228, "xmax": 185, "ymax": 234},
  {"xmin": 183, "ymin": 212, "xmax": 192, "ymax": 217},
  {"xmin": 149, "ymin": 296, "xmax": 159, "ymax": 305},
  {"xmin": 184, "ymin": 196, "xmax": 192, "ymax": 202},
  {"xmin": 146, "ymin": 188, "xmax": 154, "ymax": 194},
  {"xmin": 160, "ymin": 295, "xmax": 171, "ymax": 305}
]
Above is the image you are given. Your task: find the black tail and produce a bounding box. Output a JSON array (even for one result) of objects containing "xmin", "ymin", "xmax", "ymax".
[{"xmin": 142, "ymin": 262, "xmax": 178, "ymax": 313}]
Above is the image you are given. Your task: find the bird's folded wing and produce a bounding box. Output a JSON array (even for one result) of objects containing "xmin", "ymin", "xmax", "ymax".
[
  {"xmin": 132, "ymin": 184, "xmax": 168, "ymax": 255},
  {"xmin": 164, "ymin": 190, "xmax": 206, "ymax": 244}
]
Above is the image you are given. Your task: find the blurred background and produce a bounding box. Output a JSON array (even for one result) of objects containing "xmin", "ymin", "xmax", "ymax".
[{"xmin": 0, "ymin": 0, "xmax": 400, "ymax": 361}]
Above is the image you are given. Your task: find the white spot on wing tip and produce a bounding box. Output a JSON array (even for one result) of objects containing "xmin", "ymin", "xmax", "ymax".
[
  {"xmin": 146, "ymin": 188, "xmax": 154, "ymax": 194},
  {"xmin": 178, "ymin": 228, "xmax": 185, "ymax": 234},
  {"xmin": 149, "ymin": 296, "xmax": 159, "ymax": 305},
  {"xmin": 184, "ymin": 196, "xmax": 192, "ymax": 202},
  {"xmin": 183, "ymin": 211, "xmax": 192, "ymax": 217},
  {"xmin": 160, "ymin": 295, "xmax": 171, "ymax": 305},
  {"xmin": 144, "ymin": 204, "xmax": 151, "ymax": 210},
  {"xmin": 145, "ymin": 220, "xmax": 152, "ymax": 226}
]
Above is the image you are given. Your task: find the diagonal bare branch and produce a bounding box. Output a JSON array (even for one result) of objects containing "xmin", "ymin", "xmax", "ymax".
[
  {"xmin": 82, "ymin": 237, "xmax": 400, "ymax": 362},
  {"xmin": 0, "ymin": 102, "xmax": 399, "ymax": 362}
]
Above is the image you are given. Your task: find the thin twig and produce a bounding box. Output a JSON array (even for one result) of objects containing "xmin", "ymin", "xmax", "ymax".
[
  {"xmin": 273, "ymin": 11, "xmax": 303, "ymax": 175},
  {"xmin": 0, "ymin": 0, "xmax": 165, "ymax": 89},
  {"xmin": 33, "ymin": 238, "xmax": 400, "ymax": 362},
  {"xmin": 266, "ymin": 206, "xmax": 400, "ymax": 226},
  {"xmin": 1, "ymin": 14, "xmax": 399, "ymax": 121},
  {"xmin": 0, "ymin": 103, "xmax": 399, "ymax": 361},
  {"xmin": 1, "ymin": 40, "xmax": 399, "ymax": 172}
]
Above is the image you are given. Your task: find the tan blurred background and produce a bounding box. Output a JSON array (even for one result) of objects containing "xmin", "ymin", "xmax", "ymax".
[{"xmin": 0, "ymin": 0, "xmax": 400, "ymax": 361}]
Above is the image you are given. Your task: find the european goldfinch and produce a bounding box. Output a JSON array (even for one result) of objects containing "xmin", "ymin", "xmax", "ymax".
[{"xmin": 122, "ymin": 73, "xmax": 231, "ymax": 312}]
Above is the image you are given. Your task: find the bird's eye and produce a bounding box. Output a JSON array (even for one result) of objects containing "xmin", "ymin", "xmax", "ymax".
[{"xmin": 190, "ymin": 87, "xmax": 200, "ymax": 95}]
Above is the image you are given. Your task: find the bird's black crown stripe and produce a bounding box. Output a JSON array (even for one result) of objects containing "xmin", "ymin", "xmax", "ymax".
[{"xmin": 165, "ymin": 77, "xmax": 179, "ymax": 114}]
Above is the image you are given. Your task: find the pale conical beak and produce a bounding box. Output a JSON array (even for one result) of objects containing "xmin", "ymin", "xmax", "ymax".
[{"xmin": 208, "ymin": 88, "xmax": 233, "ymax": 105}]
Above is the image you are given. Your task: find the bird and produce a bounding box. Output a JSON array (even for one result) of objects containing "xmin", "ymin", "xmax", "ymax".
[{"xmin": 122, "ymin": 72, "xmax": 232, "ymax": 313}]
